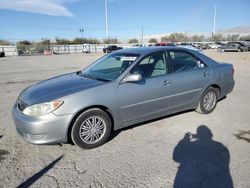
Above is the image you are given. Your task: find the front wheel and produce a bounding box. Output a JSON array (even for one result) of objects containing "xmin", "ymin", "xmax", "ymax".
[
  {"xmin": 196, "ymin": 87, "xmax": 218, "ymax": 114},
  {"xmin": 71, "ymin": 108, "xmax": 112, "ymax": 149}
]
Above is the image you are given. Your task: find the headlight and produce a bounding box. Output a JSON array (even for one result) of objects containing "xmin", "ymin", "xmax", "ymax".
[{"xmin": 23, "ymin": 101, "xmax": 63, "ymax": 116}]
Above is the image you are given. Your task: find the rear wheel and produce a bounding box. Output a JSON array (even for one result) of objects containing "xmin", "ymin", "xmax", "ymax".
[
  {"xmin": 196, "ymin": 87, "xmax": 218, "ymax": 114},
  {"xmin": 71, "ymin": 108, "xmax": 112, "ymax": 149}
]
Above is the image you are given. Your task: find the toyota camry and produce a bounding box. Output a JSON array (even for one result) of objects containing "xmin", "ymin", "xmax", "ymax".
[{"xmin": 12, "ymin": 47, "xmax": 235, "ymax": 149}]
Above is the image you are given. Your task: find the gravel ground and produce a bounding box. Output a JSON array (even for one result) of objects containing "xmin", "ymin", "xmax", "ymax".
[{"xmin": 0, "ymin": 50, "xmax": 249, "ymax": 188}]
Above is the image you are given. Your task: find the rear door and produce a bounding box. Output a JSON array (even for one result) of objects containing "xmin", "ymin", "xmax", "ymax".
[
  {"xmin": 168, "ymin": 50, "xmax": 211, "ymax": 109},
  {"xmin": 228, "ymin": 43, "xmax": 238, "ymax": 51}
]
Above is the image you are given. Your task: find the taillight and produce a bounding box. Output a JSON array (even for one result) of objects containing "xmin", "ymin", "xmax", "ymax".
[{"xmin": 232, "ymin": 67, "xmax": 234, "ymax": 75}]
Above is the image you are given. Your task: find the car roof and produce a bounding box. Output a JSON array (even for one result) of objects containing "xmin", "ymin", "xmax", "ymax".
[{"xmin": 114, "ymin": 46, "xmax": 198, "ymax": 55}]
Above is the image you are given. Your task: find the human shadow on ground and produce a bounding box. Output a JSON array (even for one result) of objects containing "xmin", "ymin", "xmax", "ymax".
[
  {"xmin": 0, "ymin": 135, "xmax": 9, "ymax": 162},
  {"xmin": 17, "ymin": 155, "xmax": 64, "ymax": 188},
  {"xmin": 173, "ymin": 125, "xmax": 233, "ymax": 188}
]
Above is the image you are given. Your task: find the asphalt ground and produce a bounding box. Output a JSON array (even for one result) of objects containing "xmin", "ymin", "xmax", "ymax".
[{"xmin": 0, "ymin": 50, "xmax": 249, "ymax": 188}]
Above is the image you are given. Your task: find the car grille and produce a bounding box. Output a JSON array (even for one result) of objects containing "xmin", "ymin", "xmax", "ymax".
[{"xmin": 17, "ymin": 99, "xmax": 28, "ymax": 112}]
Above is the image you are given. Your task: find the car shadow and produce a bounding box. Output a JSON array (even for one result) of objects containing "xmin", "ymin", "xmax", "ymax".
[
  {"xmin": 17, "ymin": 155, "xmax": 64, "ymax": 188},
  {"xmin": 172, "ymin": 125, "xmax": 233, "ymax": 188},
  {"xmin": 108, "ymin": 109, "xmax": 194, "ymax": 142}
]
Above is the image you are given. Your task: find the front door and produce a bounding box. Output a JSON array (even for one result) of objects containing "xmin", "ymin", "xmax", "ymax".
[{"xmin": 118, "ymin": 52, "xmax": 173, "ymax": 125}]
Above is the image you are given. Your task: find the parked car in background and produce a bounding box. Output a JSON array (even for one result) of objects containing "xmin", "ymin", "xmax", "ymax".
[
  {"xmin": 0, "ymin": 47, "xmax": 5, "ymax": 57},
  {"xmin": 207, "ymin": 43, "xmax": 219, "ymax": 49},
  {"xmin": 155, "ymin": 42, "xmax": 175, "ymax": 46},
  {"xmin": 131, "ymin": 44, "xmax": 143, "ymax": 48},
  {"xmin": 230, "ymin": 42, "xmax": 250, "ymax": 51},
  {"xmin": 219, "ymin": 42, "xmax": 248, "ymax": 52},
  {"xmin": 12, "ymin": 47, "xmax": 235, "ymax": 149},
  {"xmin": 103, "ymin": 45, "xmax": 122, "ymax": 53},
  {"xmin": 196, "ymin": 43, "xmax": 209, "ymax": 50}
]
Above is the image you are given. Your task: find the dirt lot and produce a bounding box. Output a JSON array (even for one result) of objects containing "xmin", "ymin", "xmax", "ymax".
[{"xmin": 0, "ymin": 50, "xmax": 249, "ymax": 188}]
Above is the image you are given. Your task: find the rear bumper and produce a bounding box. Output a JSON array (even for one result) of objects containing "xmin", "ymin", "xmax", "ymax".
[
  {"xmin": 220, "ymin": 80, "xmax": 235, "ymax": 98},
  {"xmin": 12, "ymin": 103, "xmax": 73, "ymax": 144}
]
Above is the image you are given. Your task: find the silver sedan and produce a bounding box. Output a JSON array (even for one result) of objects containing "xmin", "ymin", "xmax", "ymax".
[{"xmin": 12, "ymin": 47, "xmax": 235, "ymax": 149}]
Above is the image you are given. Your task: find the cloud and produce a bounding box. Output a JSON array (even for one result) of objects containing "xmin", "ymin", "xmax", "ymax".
[{"xmin": 0, "ymin": 0, "xmax": 76, "ymax": 17}]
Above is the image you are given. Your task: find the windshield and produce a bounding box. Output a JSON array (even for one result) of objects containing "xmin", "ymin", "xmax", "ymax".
[{"xmin": 82, "ymin": 53, "xmax": 139, "ymax": 81}]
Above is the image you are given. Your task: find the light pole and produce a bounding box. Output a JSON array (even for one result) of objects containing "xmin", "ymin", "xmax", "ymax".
[
  {"xmin": 141, "ymin": 26, "xmax": 144, "ymax": 44},
  {"xmin": 79, "ymin": 28, "xmax": 84, "ymax": 38},
  {"xmin": 212, "ymin": 5, "xmax": 217, "ymax": 37},
  {"xmin": 105, "ymin": 0, "xmax": 109, "ymax": 38}
]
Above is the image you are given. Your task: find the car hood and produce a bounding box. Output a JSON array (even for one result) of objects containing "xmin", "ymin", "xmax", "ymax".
[{"xmin": 20, "ymin": 72, "xmax": 105, "ymax": 105}]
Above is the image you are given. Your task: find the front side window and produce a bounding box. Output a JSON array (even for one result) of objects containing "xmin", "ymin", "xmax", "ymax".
[
  {"xmin": 82, "ymin": 53, "xmax": 139, "ymax": 81},
  {"xmin": 169, "ymin": 51, "xmax": 205, "ymax": 73},
  {"xmin": 131, "ymin": 52, "xmax": 168, "ymax": 79}
]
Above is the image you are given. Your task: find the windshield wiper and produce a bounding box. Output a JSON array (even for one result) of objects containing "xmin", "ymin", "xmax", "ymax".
[{"xmin": 81, "ymin": 73, "xmax": 111, "ymax": 82}]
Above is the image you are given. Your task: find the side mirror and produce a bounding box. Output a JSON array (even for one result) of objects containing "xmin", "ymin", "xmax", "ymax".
[{"xmin": 122, "ymin": 73, "xmax": 142, "ymax": 83}]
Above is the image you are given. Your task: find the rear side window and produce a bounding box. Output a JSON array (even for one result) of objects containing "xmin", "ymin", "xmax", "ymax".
[{"xmin": 169, "ymin": 51, "xmax": 205, "ymax": 73}]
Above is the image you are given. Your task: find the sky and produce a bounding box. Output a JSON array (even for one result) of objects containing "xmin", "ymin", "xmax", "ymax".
[{"xmin": 0, "ymin": 0, "xmax": 249, "ymax": 42}]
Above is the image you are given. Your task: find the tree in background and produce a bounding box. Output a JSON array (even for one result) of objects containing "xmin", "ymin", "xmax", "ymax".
[
  {"xmin": 103, "ymin": 38, "xmax": 119, "ymax": 44},
  {"xmin": 0, "ymin": 40, "xmax": 12, "ymax": 45},
  {"xmin": 71, "ymin": 38, "xmax": 100, "ymax": 44},
  {"xmin": 148, "ymin": 38, "xmax": 158, "ymax": 43},
  {"xmin": 211, "ymin": 34, "xmax": 224, "ymax": 42},
  {"xmin": 16, "ymin": 40, "xmax": 32, "ymax": 46},
  {"xmin": 161, "ymin": 33, "xmax": 189, "ymax": 42},
  {"xmin": 161, "ymin": 35, "xmax": 169, "ymax": 42},
  {"xmin": 191, "ymin": 35, "xmax": 205, "ymax": 42},
  {"xmin": 128, "ymin": 38, "xmax": 139, "ymax": 44},
  {"xmin": 35, "ymin": 38, "xmax": 51, "ymax": 51},
  {"xmin": 39, "ymin": 38, "xmax": 51, "ymax": 45},
  {"xmin": 239, "ymin": 35, "xmax": 250, "ymax": 41},
  {"xmin": 226, "ymin": 34, "xmax": 240, "ymax": 41},
  {"xmin": 55, "ymin": 38, "xmax": 71, "ymax": 45},
  {"xmin": 54, "ymin": 37, "xmax": 100, "ymax": 45},
  {"xmin": 16, "ymin": 40, "xmax": 32, "ymax": 55}
]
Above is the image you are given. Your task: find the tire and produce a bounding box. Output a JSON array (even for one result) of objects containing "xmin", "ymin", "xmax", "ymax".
[
  {"xmin": 196, "ymin": 87, "xmax": 218, "ymax": 114},
  {"xmin": 71, "ymin": 108, "xmax": 112, "ymax": 149},
  {"xmin": 240, "ymin": 47, "xmax": 246, "ymax": 52}
]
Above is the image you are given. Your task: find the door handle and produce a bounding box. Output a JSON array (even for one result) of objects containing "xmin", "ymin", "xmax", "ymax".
[{"xmin": 162, "ymin": 80, "xmax": 171, "ymax": 86}]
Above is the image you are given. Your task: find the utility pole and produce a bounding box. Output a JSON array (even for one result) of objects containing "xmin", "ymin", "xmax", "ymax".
[
  {"xmin": 141, "ymin": 26, "xmax": 144, "ymax": 44},
  {"xmin": 213, "ymin": 5, "xmax": 217, "ymax": 37},
  {"xmin": 105, "ymin": 0, "xmax": 109, "ymax": 38}
]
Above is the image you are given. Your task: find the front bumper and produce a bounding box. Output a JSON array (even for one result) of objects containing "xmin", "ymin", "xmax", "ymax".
[{"xmin": 12, "ymin": 103, "xmax": 73, "ymax": 144}]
